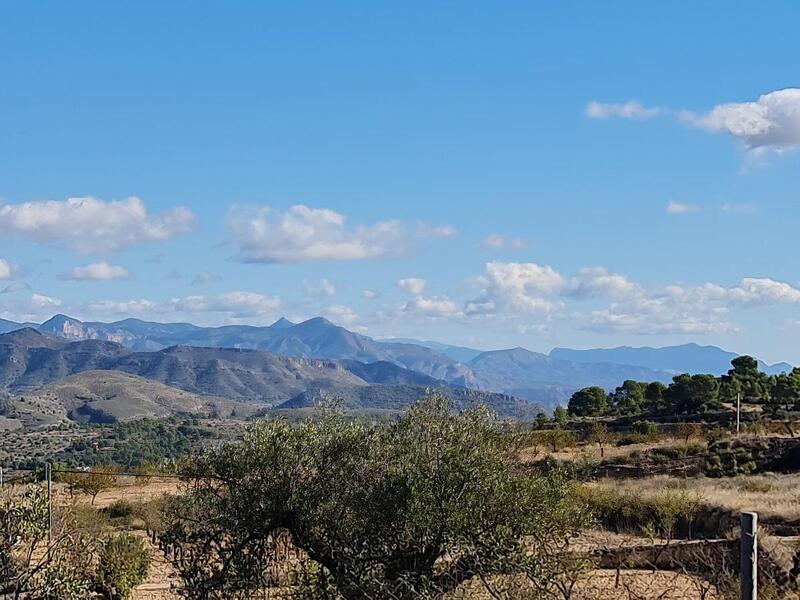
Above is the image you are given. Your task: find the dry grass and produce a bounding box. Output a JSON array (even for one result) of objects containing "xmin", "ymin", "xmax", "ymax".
[
  {"xmin": 448, "ymin": 569, "xmax": 723, "ymax": 599},
  {"xmin": 591, "ymin": 473, "xmax": 800, "ymax": 522},
  {"xmin": 520, "ymin": 436, "xmax": 703, "ymax": 464}
]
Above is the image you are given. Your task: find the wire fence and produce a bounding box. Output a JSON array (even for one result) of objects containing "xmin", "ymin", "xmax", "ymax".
[{"xmin": 1, "ymin": 465, "xmax": 799, "ymax": 598}]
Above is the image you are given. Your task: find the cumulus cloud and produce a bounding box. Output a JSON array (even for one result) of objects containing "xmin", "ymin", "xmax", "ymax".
[
  {"xmin": 89, "ymin": 291, "xmax": 281, "ymax": 319},
  {"xmin": 723, "ymin": 277, "xmax": 800, "ymax": 306},
  {"xmin": 32, "ymin": 293, "xmax": 61, "ymax": 308},
  {"xmin": 565, "ymin": 267, "xmax": 641, "ymax": 299},
  {"xmin": 61, "ymin": 262, "xmax": 130, "ymax": 281},
  {"xmin": 362, "ymin": 289, "xmax": 379, "ymax": 300},
  {"xmin": 397, "ymin": 278, "xmax": 427, "ymax": 295},
  {"xmin": 404, "ymin": 296, "xmax": 461, "ymax": 318},
  {"xmin": 228, "ymin": 205, "xmax": 408, "ymax": 264},
  {"xmin": 480, "ymin": 234, "xmax": 527, "ymax": 251},
  {"xmin": 667, "ymin": 201, "xmax": 699, "ymax": 214},
  {"xmin": 681, "ymin": 88, "xmax": 800, "ymax": 154},
  {"xmin": 324, "ymin": 304, "xmax": 358, "ymax": 325},
  {"xmin": 585, "ymin": 277, "xmax": 800, "ymax": 335},
  {"xmin": 586, "ymin": 296, "xmax": 732, "ymax": 335},
  {"xmin": 0, "ymin": 196, "xmax": 195, "ymax": 254},
  {"xmin": 466, "ymin": 262, "xmax": 564, "ymax": 315},
  {"xmin": 303, "ymin": 278, "xmax": 337, "ymax": 298},
  {"xmin": 586, "ymin": 100, "xmax": 662, "ymax": 120}
]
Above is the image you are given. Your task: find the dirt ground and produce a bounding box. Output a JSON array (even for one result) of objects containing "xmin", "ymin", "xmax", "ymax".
[{"xmin": 52, "ymin": 480, "xmax": 730, "ymax": 599}]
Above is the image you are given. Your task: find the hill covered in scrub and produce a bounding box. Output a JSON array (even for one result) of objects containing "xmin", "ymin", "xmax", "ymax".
[
  {"xmin": 5, "ymin": 370, "xmax": 249, "ymax": 428},
  {"xmin": 0, "ymin": 329, "xmax": 542, "ymax": 423}
]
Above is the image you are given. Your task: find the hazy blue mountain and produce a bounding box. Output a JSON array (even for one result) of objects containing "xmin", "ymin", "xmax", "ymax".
[
  {"xmin": 382, "ymin": 338, "xmax": 484, "ymax": 363},
  {"xmin": 0, "ymin": 329, "xmax": 537, "ymax": 418},
  {"xmin": 270, "ymin": 317, "xmax": 296, "ymax": 329},
  {"xmin": 34, "ymin": 315, "xmax": 471, "ymax": 381},
  {"xmin": 549, "ymin": 343, "xmax": 793, "ymax": 376},
  {"xmin": 17, "ymin": 315, "xmax": 796, "ymax": 411},
  {"xmin": 0, "ymin": 318, "xmax": 31, "ymax": 334},
  {"xmin": 465, "ymin": 347, "xmax": 674, "ymax": 408}
]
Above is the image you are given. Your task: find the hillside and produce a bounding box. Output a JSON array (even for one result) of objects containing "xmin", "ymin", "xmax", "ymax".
[
  {"xmin": 278, "ymin": 384, "xmax": 538, "ymax": 419},
  {"xmin": 0, "ymin": 330, "xmax": 539, "ymax": 419},
  {"xmin": 549, "ymin": 343, "xmax": 793, "ymax": 375},
  {"xmin": 32, "ymin": 315, "xmax": 472, "ymax": 381},
  {"xmin": 465, "ymin": 347, "xmax": 674, "ymax": 406},
  {"xmin": 7, "ymin": 370, "xmax": 248, "ymax": 428},
  {"xmin": 4, "ymin": 316, "xmax": 792, "ymax": 410}
]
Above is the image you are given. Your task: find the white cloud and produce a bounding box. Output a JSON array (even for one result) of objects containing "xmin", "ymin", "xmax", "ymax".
[
  {"xmin": 32, "ymin": 293, "xmax": 62, "ymax": 308},
  {"xmin": 724, "ymin": 278, "xmax": 800, "ymax": 306},
  {"xmin": 397, "ymin": 278, "xmax": 427, "ymax": 295},
  {"xmin": 175, "ymin": 292, "xmax": 281, "ymax": 317},
  {"xmin": 0, "ymin": 196, "xmax": 195, "ymax": 254},
  {"xmin": 681, "ymin": 88, "xmax": 800, "ymax": 154},
  {"xmin": 404, "ymin": 296, "xmax": 461, "ymax": 318},
  {"xmin": 586, "ymin": 297, "xmax": 732, "ymax": 335},
  {"xmin": 87, "ymin": 299, "xmax": 159, "ymax": 315},
  {"xmin": 565, "ymin": 267, "xmax": 641, "ymax": 300},
  {"xmin": 362, "ymin": 289, "xmax": 379, "ymax": 300},
  {"xmin": 191, "ymin": 272, "xmax": 221, "ymax": 285},
  {"xmin": 586, "ymin": 100, "xmax": 662, "ymax": 120},
  {"xmin": 0, "ymin": 258, "xmax": 12, "ymax": 280},
  {"xmin": 416, "ymin": 223, "xmax": 458, "ymax": 239},
  {"xmin": 62, "ymin": 262, "xmax": 130, "ymax": 281},
  {"xmin": 584, "ymin": 276, "xmax": 800, "ymax": 335},
  {"xmin": 324, "ymin": 304, "xmax": 358, "ymax": 325},
  {"xmin": 303, "ymin": 278, "xmax": 337, "ymax": 298},
  {"xmin": 667, "ymin": 201, "xmax": 699, "ymax": 214},
  {"xmin": 466, "ymin": 262, "xmax": 564, "ymax": 315},
  {"xmin": 88, "ymin": 291, "xmax": 281, "ymax": 319},
  {"xmin": 721, "ymin": 202, "xmax": 758, "ymax": 214},
  {"xmin": 480, "ymin": 234, "xmax": 527, "ymax": 251},
  {"xmin": 228, "ymin": 204, "xmax": 407, "ymax": 264}
]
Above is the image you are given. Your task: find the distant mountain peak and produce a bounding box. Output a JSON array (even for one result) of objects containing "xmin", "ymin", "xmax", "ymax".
[
  {"xmin": 41, "ymin": 313, "xmax": 81, "ymax": 326},
  {"xmin": 270, "ymin": 317, "xmax": 296, "ymax": 329}
]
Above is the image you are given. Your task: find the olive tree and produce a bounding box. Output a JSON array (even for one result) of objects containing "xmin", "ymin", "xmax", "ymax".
[{"xmin": 159, "ymin": 398, "xmax": 590, "ymax": 599}]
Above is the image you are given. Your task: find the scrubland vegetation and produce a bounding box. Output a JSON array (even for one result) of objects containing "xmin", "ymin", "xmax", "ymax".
[{"xmin": 2, "ymin": 356, "xmax": 800, "ymax": 598}]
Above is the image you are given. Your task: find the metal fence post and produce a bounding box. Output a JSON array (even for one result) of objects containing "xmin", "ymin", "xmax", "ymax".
[
  {"xmin": 45, "ymin": 463, "xmax": 52, "ymax": 544},
  {"xmin": 741, "ymin": 511, "xmax": 757, "ymax": 600}
]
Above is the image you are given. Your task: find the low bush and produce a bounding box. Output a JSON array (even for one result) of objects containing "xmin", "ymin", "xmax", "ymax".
[
  {"xmin": 97, "ymin": 533, "xmax": 150, "ymax": 599},
  {"xmin": 103, "ymin": 500, "xmax": 135, "ymax": 526},
  {"xmin": 578, "ymin": 486, "xmax": 701, "ymax": 539}
]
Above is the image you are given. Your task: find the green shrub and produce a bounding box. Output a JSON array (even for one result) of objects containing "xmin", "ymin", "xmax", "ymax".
[
  {"xmin": 101, "ymin": 500, "xmax": 133, "ymax": 525},
  {"xmin": 97, "ymin": 533, "xmax": 150, "ymax": 599},
  {"xmin": 739, "ymin": 479, "xmax": 775, "ymax": 494},
  {"xmin": 578, "ymin": 486, "xmax": 701, "ymax": 539},
  {"xmin": 631, "ymin": 420, "xmax": 661, "ymax": 440}
]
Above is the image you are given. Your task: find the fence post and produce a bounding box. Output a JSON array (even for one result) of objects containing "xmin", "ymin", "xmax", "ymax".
[
  {"xmin": 45, "ymin": 463, "xmax": 53, "ymax": 544},
  {"xmin": 0, "ymin": 466, "xmax": 3, "ymax": 487},
  {"xmin": 741, "ymin": 511, "xmax": 757, "ymax": 600}
]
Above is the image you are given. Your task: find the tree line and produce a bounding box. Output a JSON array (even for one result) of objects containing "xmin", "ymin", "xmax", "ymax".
[{"xmin": 568, "ymin": 355, "xmax": 800, "ymax": 417}]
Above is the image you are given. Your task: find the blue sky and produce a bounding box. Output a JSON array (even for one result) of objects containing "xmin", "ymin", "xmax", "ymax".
[{"xmin": 2, "ymin": 2, "xmax": 800, "ymax": 363}]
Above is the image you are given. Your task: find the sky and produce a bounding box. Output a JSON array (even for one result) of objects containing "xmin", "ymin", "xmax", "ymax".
[{"xmin": 1, "ymin": 2, "xmax": 800, "ymax": 363}]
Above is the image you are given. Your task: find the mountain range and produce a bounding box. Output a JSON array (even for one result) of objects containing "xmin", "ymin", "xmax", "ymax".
[
  {"xmin": 0, "ymin": 328, "xmax": 534, "ymax": 426},
  {"xmin": 0, "ymin": 314, "xmax": 792, "ymax": 411}
]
